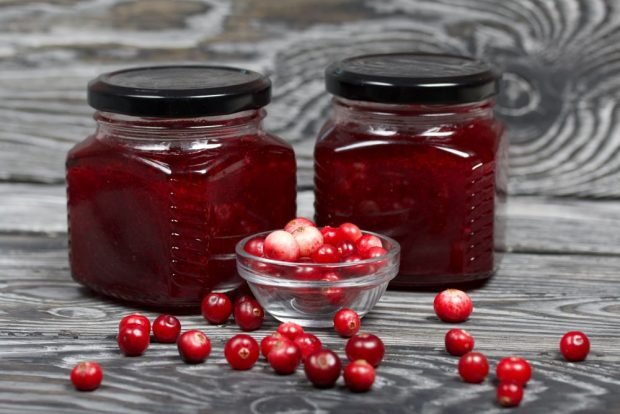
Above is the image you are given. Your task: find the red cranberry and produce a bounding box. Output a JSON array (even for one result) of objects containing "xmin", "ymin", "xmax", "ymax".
[
  {"xmin": 560, "ymin": 331, "xmax": 590, "ymax": 362},
  {"xmin": 70, "ymin": 361, "xmax": 103, "ymax": 391},
  {"xmin": 118, "ymin": 313, "xmax": 150, "ymax": 332},
  {"xmin": 244, "ymin": 237, "xmax": 265, "ymax": 257},
  {"xmin": 321, "ymin": 272, "xmax": 344, "ymax": 305},
  {"xmin": 234, "ymin": 298, "xmax": 264, "ymax": 331},
  {"xmin": 433, "ymin": 289, "xmax": 473, "ymax": 323},
  {"xmin": 356, "ymin": 234, "xmax": 382, "ymax": 254},
  {"xmin": 225, "ymin": 334, "xmax": 260, "ymax": 370},
  {"xmin": 338, "ymin": 222, "xmax": 363, "ymax": 243},
  {"xmin": 496, "ymin": 357, "xmax": 532, "ymax": 385},
  {"xmin": 268, "ymin": 341, "xmax": 302, "ymax": 375},
  {"xmin": 342, "ymin": 254, "xmax": 369, "ymax": 276},
  {"xmin": 304, "ymin": 349, "xmax": 342, "ymax": 388},
  {"xmin": 177, "ymin": 330, "xmax": 211, "ymax": 363},
  {"xmin": 320, "ymin": 225, "xmax": 341, "ymax": 245},
  {"xmin": 361, "ymin": 246, "xmax": 387, "ymax": 259},
  {"xmin": 292, "ymin": 225, "xmax": 324, "ymax": 257},
  {"xmin": 201, "ymin": 292, "xmax": 233, "ymax": 325},
  {"xmin": 311, "ymin": 244, "xmax": 340, "ymax": 263},
  {"xmin": 343, "ymin": 360, "xmax": 375, "ymax": 392},
  {"xmin": 458, "ymin": 352, "xmax": 489, "ymax": 383},
  {"xmin": 337, "ymin": 240, "xmax": 358, "ymax": 258},
  {"xmin": 345, "ymin": 333, "xmax": 385, "ymax": 367},
  {"xmin": 284, "ymin": 217, "xmax": 315, "ymax": 233},
  {"xmin": 497, "ymin": 382, "xmax": 524, "ymax": 407},
  {"xmin": 233, "ymin": 294, "xmax": 254, "ymax": 307},
  {"xmin": 294, "ymin": 333, "xmax": 322, "ymax": 361},
  {"xmin": 276, "ymin": 322, "xmax": 304, "ymax": 341},
  {"xmin": 333, "ymin": 308, "xmax": 361, "ymax": 337},
  {"xmin": 152, "ymin": 314, "xmax": 181, "ymax": 343},
  {"xmin": 264, "ymin": 230, "xmax": 300, "ymax": 262},
  {"xmin": 444, "ymin": 329, "xmax": 475, "ymax": 356},
  {"xmin": 260, "ymin": 333, "xmax": 291, "ymax": 358},
  {"xmin": 293, "ymin": 265, "xmax": 323, "ymax": 281},
  {"xmin": 117, "ymin": 325, "xmax": 149, "ymax": 357}
]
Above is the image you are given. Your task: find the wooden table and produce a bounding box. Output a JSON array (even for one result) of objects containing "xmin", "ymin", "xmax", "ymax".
[{"xmin": 1, "ymin": 1, "xmax": 620, "ymax": 413}]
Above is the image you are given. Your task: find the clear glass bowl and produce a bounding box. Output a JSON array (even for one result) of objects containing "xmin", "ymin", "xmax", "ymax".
[{"xmin": 235, "ymin": 231, "xmax": 400, "ymax": 327}]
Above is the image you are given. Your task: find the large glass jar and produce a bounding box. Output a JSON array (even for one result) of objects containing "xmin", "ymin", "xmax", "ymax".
[
  {"xmin": 67, "ymin": 66, "xmax": 297, "ymax": 307},
  {"xmin": 314, "ymin": 54, "xmax": 507, "ymax": 288}
]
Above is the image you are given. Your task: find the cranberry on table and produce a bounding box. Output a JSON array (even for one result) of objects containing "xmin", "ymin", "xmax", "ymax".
[
  {"xmin": 304, "ymin": 349, "xmax": 342, "ymax": 389},
  {"xmin": 338, "ymin": 222, "xmax": 363, "ymax": 243},
  {"xmin": 263, "ymin": 230, "xmax": 300, "ymax": 262},
  {"xmin": 345, "ymin": 333, "xmax": 385, "ymax": 367},
  {"xmin": 234, "ymin": 298, "xmax": 264, "ymax": 331},
  {"xmin": 152, "ymin": 314, "xmax": 181, "ymax": 343},
  {"xmin": 311, "ymin": 244, "xmax": 340, "ymax": 263},
  {"xmin": 344, "ymin": 360, "xmax": 375, "ymax": 392},
  {"xmin": 177, "ymin": 330, "xmax": 211, "ymax": 363},
  {"xmin": 225, "ymin": 334, "xmax": 260, "ymax": 370},
  {"xmin": 444, "ymin": 329, "xmax": 475, "ymax": 356},
  {"xmin": 458, "ymin": 352, "xmax": 489, "ymax": 383},
  {"xmin": 333, "ymin": 308, "xmax": 361, "ymax": 337},
  {"xmin": 320, "ymin": 226, "xmax": 341, "ymax": 245},
  {"xmin": 291, "ymin": 225, "xmax": 324, "ymax": 257},
  {"xmin": 294, "ymin": 333, "xmax": 322, "ymax": 361},
  {"xmin": 497, "ymin": 382, "xmax": 524, "ymax": 407},
  {"xmin": 433, "ymin": 289, "xmax": 473, "ymax": 323},
  {"xmin": 268, "ymin": 341, "xmax": 302, "ymax": 375},
  {"xmin": 244, "ymin": 237, "xmax": 265, "ymax": 257},
  {"xmin": 496, "ymin": 356, "xmax": 532, "ymax": 385},
  {"xmin": 118, "ymin": 313, "xmax": 150, "ymax": 332},
  {"xmin": 117, "ymin": 324, "xmax": 150, "ymax": 356},
  {"xmin": 201, "ymin": 293, "xmax": 233, "ymax": 325},
  {"xmin": 284, "ymin": 217, "xmax": 315, "ymax": 233},
  {"xmin": 70, "ymin": 361, "xmax": 103, "ymax": 391},
  {"xmin": 260, "ymin": 333, "xmax": 292, "ymax": 358},
  {"xmin": 276, "ymin": 322, "xmax": 304, "ymax": 341},
  {"xmin": 356, "ymin": 234, "xmax": 382, "ymax": 254},
  {"xmin": 560, "ymin": 331, "xmax": 590, "ymax": 362}
]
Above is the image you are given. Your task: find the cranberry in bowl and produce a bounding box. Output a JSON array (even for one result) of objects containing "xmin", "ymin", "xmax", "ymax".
[{"xmin": 235, "ymin": 228, "xmax": 400, "ymax": 328}]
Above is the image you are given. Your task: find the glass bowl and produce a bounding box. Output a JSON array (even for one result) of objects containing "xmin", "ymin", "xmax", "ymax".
[{"xmin": 235, "ymin": 231, "xmax": 400, "ymax": 327}]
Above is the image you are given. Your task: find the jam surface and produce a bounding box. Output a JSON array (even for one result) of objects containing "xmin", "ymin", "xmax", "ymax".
[
  {"xmin": 314, "ymin": 101, "xmax": 506, "ymax": 287},
  {"xmin": 67, "ymin": 115, "xmax": 296, "ymax": 306}
]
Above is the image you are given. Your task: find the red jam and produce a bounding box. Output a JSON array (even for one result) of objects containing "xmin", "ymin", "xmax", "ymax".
[
  {"xmin": 67, "ymin": 66, "xmax": 296, "ymax": 307},
  {"xmin": 314, "ymin": 54, "xmax": 506, "ymax": 287}
]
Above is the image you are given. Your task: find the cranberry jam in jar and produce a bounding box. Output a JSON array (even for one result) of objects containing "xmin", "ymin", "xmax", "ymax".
[
  {"xmin": 314, "ymin": 53, "xmax": 507, "ymax": 287},
  {"xmin": 67, "ymin": 66, "xmax": 296, "ymax": 307}
]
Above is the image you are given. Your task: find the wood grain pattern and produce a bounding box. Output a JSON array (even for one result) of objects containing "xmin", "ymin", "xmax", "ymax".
[{"xmin": 1, "ymin": 0, "xmax": 620, "ymax": 196}]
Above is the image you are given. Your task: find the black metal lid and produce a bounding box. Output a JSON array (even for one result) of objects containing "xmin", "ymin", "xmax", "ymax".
[
  {"xmin": 87, "ymin": 65, "xmax": 271, "ymax": 118},
  {"xmin": 325, "ymin": 53, "xmax": 500, "ymax": 104}
]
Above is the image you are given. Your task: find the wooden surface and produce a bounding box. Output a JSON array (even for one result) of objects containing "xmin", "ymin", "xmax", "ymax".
[{"xmin": 1, "ymin": 0, "xmax": 620, "ymax": 413}]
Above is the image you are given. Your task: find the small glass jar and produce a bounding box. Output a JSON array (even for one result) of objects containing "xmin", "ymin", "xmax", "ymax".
[
  {"xmin": 314, "ymin": 53, "xmax": 507, "ymax": 287},
  {"xmin": 67, "ymin": 66, "xmax": 297, "ymax": 307}
]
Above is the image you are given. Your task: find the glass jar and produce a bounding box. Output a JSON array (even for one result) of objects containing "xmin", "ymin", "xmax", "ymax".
[
  {"xmin": 67, "ymin": 66, "xmax": 297, "ymax": 307},
  {"xmin": 314, "ymin": 53, "xmax": 507, "ymax": 288}
]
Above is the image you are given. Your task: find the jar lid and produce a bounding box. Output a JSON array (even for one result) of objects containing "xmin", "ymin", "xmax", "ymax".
[
  {"xmin": 88, "ymin": 65, "xmax": 271, "ymax": 117},
  {"xmin": 325, "ymin": 53, "xmax": 500, "ymax": 104}
]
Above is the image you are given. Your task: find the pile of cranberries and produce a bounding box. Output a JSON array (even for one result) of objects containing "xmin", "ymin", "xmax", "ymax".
[{"xmin": 433, "ymin": 288, "xmax": 591, "ymax": 408}]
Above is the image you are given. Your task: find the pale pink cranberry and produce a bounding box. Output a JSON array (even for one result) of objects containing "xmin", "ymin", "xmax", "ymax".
[
  {"xmin": 292, "ymin": 225, "xmax": 324, "ymax": 257},
  {"xmin": 356, "ymin": 234, "xmax": 382, "ymax": 254},
  {"xmin": 284, "ymin": 217, "xmax": 316, "ymax": 233},
  {"xmin": 264, "ymin": 230, "xmax": 300, "ymax": 262}
]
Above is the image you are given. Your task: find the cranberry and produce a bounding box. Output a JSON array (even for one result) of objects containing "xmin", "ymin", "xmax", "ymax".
[
  {"xmin": 177, "ymin": 330, "xmax": 211, "ymax": 363},
  {"xmin": 342, "ymin": 254, "xmax": 368, "ymax": 276},
  {"xmin": 264, "ymin": 230, "xmax": 300, "ymax": 262},
  {"xmin": 361, "ymin": 246, "xmax": 387, "ymax": 259},
  {"xmin": 344, "ymin": 360, "xmax": 375, "ymax": 392},
  {"xmin": 304, "ymin": 349, "xmax": 342, "ymax": 388},
  {"xmin": 293, "ymin": 265, "xmax": 323, "ymax": 281},
  {"xmin": 496, "ymin": 357, "xmax": 532, "ymax": 385},
  {"xmin": 444, "ymin": 329, "xmax": 475, "ymax": 356},
  {"xmin": 497, "ymin": 382, "xmax": 524, "ymax": 407},
  {"xmin": 560, "ymin": 331, "xmax": 590, "ymax": 362},
  {"xmin": 320, "ymin": 225, "xmax": 341, "ymax": 245},
  {"xmin": 201, "ymin": 292, "xmax": 233, "ymax": 324},
  {"xmin": 70, "ymin": 361, "xmax": 103, "ymax": 391},
  {"xmin": 225, "ymin": 334, "xmax": 260, "ymax": 370},
  {"xmin": 345, "ymin": 333, "xmax": 385, "ymax": 367},
  {"xmin": 338, "ymin": 222, "xmax": 363, "ymax": 243},
  {"xmin": 294, "ymin": 333, "xmax": 322, "ymax": 361},
  {"xmin": 244, "ymin": 237, "xmax": 265, "ymax": 257},
  {"xmin": 284, "ymin": 217, "xmax": 315, "ymax": 233},
  {"xmin": 276, "ymin": 322, "xmax": 304, "ymax": 341},
  {"xmin": 260, "ymin": 333, "xmax": 291, "ymax": 358},
  {"xmin": 268, "ymin": 341, "xmax": 302, "ymax": 375},
  {"xmin": 118, "ymin": 313, "xmax": 150, "ymax": 332},
  {"xmin": 292, "ymin": 225, "xmax": 324, "ymax": 257},
  {"xmin": 333, "ymin": 308, "xmax": 361, "ymax": 337},
  {"xmin": 337, "ymin": 240, "xmax": 358, "ymax": 258},
  {"xmin": 458, "ymin": 352, "xmax": 489, "ymax": 383},
  {"xmin": 321, "ymin": 272, "xmax": 344, "ymax": 305},
  {"xmin": 117, "ymin": 325, "xmax": 150, "ymax": 356},
  {"xmin": 152, "ymin": 314, "xmax": 181, "ymax": 343},
  {"xmin": 234, "ymin": 298, "xmax": 264, "ymax": 331},
  {"xmin": 433, "ymin": 289, "xmax": 473, "ymax": 323},
  {"xmin": 311, "ymin": 244, "xmax": 340, "ymax": 263},
  {"xmin": 233, "ymin": 293, "xmax": 254, "ymax": 307},
  {"xmin": 356, "ymin": 234, "xmax": 382, "ymax": 254}
]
